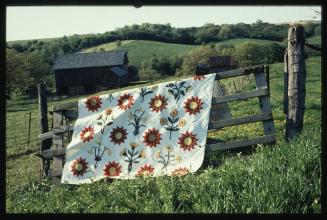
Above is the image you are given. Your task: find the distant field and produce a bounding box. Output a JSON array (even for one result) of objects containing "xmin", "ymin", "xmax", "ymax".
[
  {"xmin": 82, "ymin": 40, "xmax": 137, "ymax": 52},
  {"xmin": 306, "ymin": 35, "xmax": 321, "ymax": 45},
  {"xmin": 215, "ymin": 38, "xmax": 286, "ymax": 47},
  {"xmin": 81, "ymin": 38, "xmax": 286, "ymax": 67},
  {"xmin": 82, "ymin": 40, "xmax": 198, "ymax": 67}
]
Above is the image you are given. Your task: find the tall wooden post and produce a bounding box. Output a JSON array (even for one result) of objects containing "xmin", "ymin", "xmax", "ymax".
[
  {"xmin": 283, "ymin": 49, "xmax": 289, "ymax": 115},
  {"xmin": 285, "ymin": 25, "xmax": 306, "ymax": 140},
  {"xmin": 38, "ymin": 82, "xmax": 51, "ymax": 177}
]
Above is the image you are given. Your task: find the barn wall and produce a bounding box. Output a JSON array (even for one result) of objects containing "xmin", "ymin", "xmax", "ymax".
[{"xmin": 55, "ymin": 66, "xmax": 129, "ymax": 96}]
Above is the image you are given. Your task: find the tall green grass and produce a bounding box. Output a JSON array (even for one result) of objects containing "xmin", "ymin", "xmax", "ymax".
[{"xmin": 6, "ymin": 56, "xmax": 321, "ymax": 213}]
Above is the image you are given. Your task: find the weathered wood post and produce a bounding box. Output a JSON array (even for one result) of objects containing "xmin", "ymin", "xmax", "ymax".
[
  {"xmin": 283, "ymin": 49, "xmax": 289, "ymax": 114},
  {"xmin": 285, "ymin": 25, "xmax": 306, "ymax": 140},
  {"xmin": 37, "ymin": 82, "xmax": 51, "ymax": 177}
]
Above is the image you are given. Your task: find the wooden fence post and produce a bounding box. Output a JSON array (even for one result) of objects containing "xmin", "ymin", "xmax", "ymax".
[
  {"xmin": 37, "ymin": 82, "xmax": 51, "ymax": 177},
  {"xmin": 285, "ymin": 25, "xmax": 306, "ymax": 140},
  {"xmin": 283, "ymin": 49, "xmax": 289, "ymax": 115}
]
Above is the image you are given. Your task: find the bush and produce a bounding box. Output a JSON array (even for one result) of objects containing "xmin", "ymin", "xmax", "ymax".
[
  {"xmin": 138, "ymin": 56, "xmax": 182, "ymax": 81},
  {"xmin": 175, "ymin": 45, "xmax": 222, "ymax": 77}
]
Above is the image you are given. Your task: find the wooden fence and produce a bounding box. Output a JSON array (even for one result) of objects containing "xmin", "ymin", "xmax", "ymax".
[{"xmin": 38, "ymin": 65, "xmax": 275, "ymax": 183}]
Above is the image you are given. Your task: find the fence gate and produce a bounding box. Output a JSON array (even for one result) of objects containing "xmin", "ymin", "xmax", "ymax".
[{"xmin": 38, "ymin": 64, "xmax": 275, "ymax": 183}]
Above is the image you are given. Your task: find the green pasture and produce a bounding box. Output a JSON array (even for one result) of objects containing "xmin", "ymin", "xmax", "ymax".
[{"xmin": 6, "ymin": 56, "xmax": 321, "ymax": 213}]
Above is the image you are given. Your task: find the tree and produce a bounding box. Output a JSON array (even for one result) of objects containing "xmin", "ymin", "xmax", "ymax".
[
  {"xmin": 24, "ymin": 50, "xmax": 51, "ymax": 84},
  {"xmin": 176, "ymin": 45, "xmax": 222, "ymax": 76},
  {"xmin": 218, "ymin": 25, "xmax": 233, "ymax": 40},
  {"xmin": 235, "ymin": 42, "xmax": 266, "ymax": 67},
  {"xmin": 6, "ymin": 48, "xmax": 32, "ymax": 95}
]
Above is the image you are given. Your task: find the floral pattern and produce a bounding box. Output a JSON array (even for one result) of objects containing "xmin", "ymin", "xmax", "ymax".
[
  {"xmin": 171, "ymin": 167, "xmax": 189, "ymax": 176},
  {"xmin": 110, "ymin": 126, "xmax": 128, "ymax": 145},
  {"xmin": 103, "ymin": 161, "xmax": 122, "ymax": 177},
  {"xmin": 80, "ymin": 126, "xmax": 95, "ymax": 142},
  {"xmin": 61, "ymin": 73, "xmax": 216, "ymax": 184},
  {"xmin": 117, "ymin": 93, "xmax": 134, "ymax": 111},
  {"xmin": 85, "ymin": 96, "xmax": 102, "ymax": 112},
  {"xmin": 143, "ymin": 128, "xmax": 161, "ymax": 148},
  {"xmin": 178, "ymin": 131, "xmax": 198, "ymax": 151},
  {"xmin": 184, "ymin": 96, "xmax": 203, "ymax": 115},
  {"xmin": 71, "ymin": 157, "xmax": 88, "ymax": 177},
  {"xmin": 137, "ymin": 164, "xmax": 154, "ymax": 177},
  {"xmin": 149, "ymin": 94, "xmax": 168, "ymax": 113}
]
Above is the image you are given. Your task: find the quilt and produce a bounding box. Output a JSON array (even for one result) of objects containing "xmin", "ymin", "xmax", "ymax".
[{"xmin": 61, "ymin": 73, "xmax": 216, "ymax": 184}]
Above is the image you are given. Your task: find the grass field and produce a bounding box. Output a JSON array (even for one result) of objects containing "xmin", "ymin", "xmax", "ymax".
[
  {"xmin": 82, "ymin": 40, "xmax": 197, "ymax": 67},
  {"xmin": 6, "ymin": 55, "xmax": 321, "ymax": 213},
  {"xmin": 80, "ymin": 38, "xmax": 287, "ymax": 67}
]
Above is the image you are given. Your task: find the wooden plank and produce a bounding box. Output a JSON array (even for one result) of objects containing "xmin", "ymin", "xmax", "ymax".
[
  {"xmin": 254, "ymin": 71, "xmax": 276, "ymax": 136},
  {"xmin": 209, "ymin": 81, "xmax": 232, "ymax": 122},
  {"xmin": 215, "ymin": 65, "xmax": 265, "ymax": 80},
  {"xmin": 48, "ymin": 169, "xmax": 63, "ymax": 177},
  {"xmin": 43, "ymin": 148, "xmax": 66, "ymax": 160},
  {"xmin": 52, "ymin": 101, "xmax": 78, "ymax": 112},
  {"xmin": 212, "ymin": 88, "xmax": 268, "ymax": 104},
  {"xmin": 38, "ymin": 125, "xmax": 74, "ymax": 140},
  {"xmin": 52, "ymin": 111, "xmax": 64, "ymax": 184},
  {"xmin": 206, "ymin": 135, "xmax": 276, "ymax": 152},
  {"xmin": 208, "ymin": 112, "xmax": 272, "ymax": 130}
]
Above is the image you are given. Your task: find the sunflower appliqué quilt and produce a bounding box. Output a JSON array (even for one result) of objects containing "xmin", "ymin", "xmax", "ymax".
[{"xmin": 61, "ymin": 73, "xmax": 216, "ymax": 184}]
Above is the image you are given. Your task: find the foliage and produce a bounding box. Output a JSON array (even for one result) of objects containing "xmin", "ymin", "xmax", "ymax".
[
  {"xmin": 6, "ymin": 48, "xmax": 53, "ymax": 96},
  {"xmin": 175, "ymin": 45, "xmax": 222, "ymax": 76},
  {"xmin": 139, "ymin": 56, "xmax": 183, "ymax": 81},
  {"xmin": 6, "ymin": 56, "xmax": 321, "ymax": 213}
]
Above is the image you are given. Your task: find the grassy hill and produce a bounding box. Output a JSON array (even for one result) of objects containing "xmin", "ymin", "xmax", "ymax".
[
  {"xmin": 6, "ymin": 56, "xmax": 321, "ymax": 213},
  {"xmin": 81, "ymin": 38, "xmax": 285, "ymax": 67},
  {"xmin": 81, "ymin": 40, "xmax": 197, "ymax": 67},
  {"xmin": 215, "ymin": 38, "xmax": 286, "ymax": 47}
]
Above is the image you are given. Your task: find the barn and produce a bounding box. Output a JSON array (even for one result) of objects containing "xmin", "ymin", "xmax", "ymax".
[{"xmin": 53, "ymin": 50, "xmax": 130, "ymax": 96}]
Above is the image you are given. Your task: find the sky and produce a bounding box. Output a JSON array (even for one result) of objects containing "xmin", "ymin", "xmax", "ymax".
[{"xmin": 6, "ymin": 6, "xmax": 321, "ymax": 42}]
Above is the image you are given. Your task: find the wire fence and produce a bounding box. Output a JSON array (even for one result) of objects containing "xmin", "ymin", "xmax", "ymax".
[{"xmin": 6, "ymin": 111, "xmax": 53, "ymax": 158}]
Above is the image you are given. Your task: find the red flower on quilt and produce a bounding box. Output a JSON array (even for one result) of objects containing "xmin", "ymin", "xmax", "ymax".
[
  {"xmin": 85, "ymin": 95, "xmax": 102, "ymax": 112},
  {"xmin": 171, "ymin": 167, "xmax": 189, "ymax": 176},
  {"xmin": 149, "ymin": 94, "xmax": 168, "ymax": 113},
  {"xmin": 109, "ymin": 126, "xmax": 128, "ymax": 145},
  {"xmin": 117, "ymin": 93, "xmax": 134, "ymax": 111},
  {"xmin": 80, "ymin": 126, "xmax": 95, "ymax": 143},
  {"xmin": 193, "ymin": 75, "xmax": 205, "ymax": 80},
  {"xmin": 178, "ymin": 131, "xmax": 198, "ymax": 151},
  {"xmin": 103, "ymin": 161, "xmax": 122, "ymax": 177},
  {"xmin": 143, "ymin": 128, "xmax": 161, "ymax": 148},
  {"xmin": 137, "ymin": 164, "xmax": 155, "ymax": 177},
  {"xmin": 71, "ymin": 157, "xmax": 88, "ymax": 177},
  {"xmin": 184, "ymin": 96, "xmax": 203, "ymax": 115}
]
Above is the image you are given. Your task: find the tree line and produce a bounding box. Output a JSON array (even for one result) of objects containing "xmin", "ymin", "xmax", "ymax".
[{"xmin": 6, "ymin": 21, "xmax": 321, "ymax": 97}]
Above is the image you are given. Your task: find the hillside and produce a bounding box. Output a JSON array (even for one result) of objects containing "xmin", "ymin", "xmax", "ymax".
[
  {"xmin": 81, "ymin": 38, "xmax": 285, "ymax": 67},
  {"xmin": 81, "ymin": 40, "xmax": 197, "ymax": 67}
]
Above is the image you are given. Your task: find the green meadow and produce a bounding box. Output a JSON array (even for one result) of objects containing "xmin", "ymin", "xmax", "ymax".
[{"xmin": 6, "ymin": 54, "xmax": 321, "ymax": 213}]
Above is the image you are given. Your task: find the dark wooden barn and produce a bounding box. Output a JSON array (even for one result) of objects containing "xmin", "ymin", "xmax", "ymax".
[{"xmin": 53, "ymin": 50, "xmax": 130, "ymax": 96}]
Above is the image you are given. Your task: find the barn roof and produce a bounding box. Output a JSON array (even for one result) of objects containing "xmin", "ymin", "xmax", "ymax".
[
  {"xmin": 53, "ymin": 50, "xmax": 128, "ymax": 70},
  {"xmin": 110, "ymin": 66, "xmax": 128, "ymax": 77}
]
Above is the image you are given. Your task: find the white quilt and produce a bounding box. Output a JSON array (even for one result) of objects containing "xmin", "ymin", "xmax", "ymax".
[{"xmin": 61, "ymin": 73, "xmax": 216, "ymax": 184}]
